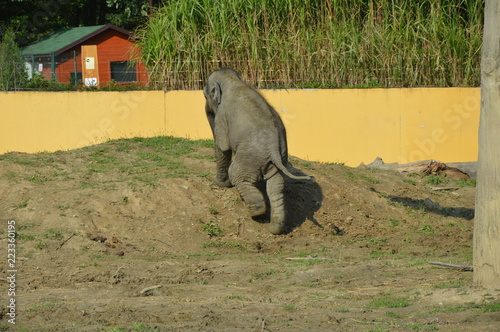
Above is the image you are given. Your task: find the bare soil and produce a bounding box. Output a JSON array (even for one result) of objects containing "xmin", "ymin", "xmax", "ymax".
[{"xmin": 0, "ymin": 137, "xmax": 498, "ymax": 331}]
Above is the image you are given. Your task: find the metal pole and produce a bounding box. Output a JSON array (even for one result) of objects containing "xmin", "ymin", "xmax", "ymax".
[
  {"xmin": 31, "ymin": 55, "xmax": 35, "ymax": 79},
  {"xmin": 73, "ymin": 50, "xmax": 77, "ymax": 85},
  {"xmin": 51, "ymin": 53, "xmax": 56, "ymax": 80}
]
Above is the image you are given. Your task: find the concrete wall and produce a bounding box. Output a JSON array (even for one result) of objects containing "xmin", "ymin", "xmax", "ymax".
[{"xmin": 0, "ymin": 88, "xmax": 480, "ymax": 166}]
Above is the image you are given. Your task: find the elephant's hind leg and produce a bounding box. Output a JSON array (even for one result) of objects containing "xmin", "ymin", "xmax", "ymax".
[
  {"xmin": 265, "ymin": 172, "xmax": 286, "ymax": 235},
  {"xmin": 229, "ymin": 161, "xmax": 266, "ymax": 217},
  {"xmin": 234, "ymin": 182, "xmax": 266, "ymax": 217}
]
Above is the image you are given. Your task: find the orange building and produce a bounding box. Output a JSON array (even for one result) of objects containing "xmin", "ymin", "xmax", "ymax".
[{"xmin": 21, "ymin": 24, "xmax": 148, "ymax": 87}]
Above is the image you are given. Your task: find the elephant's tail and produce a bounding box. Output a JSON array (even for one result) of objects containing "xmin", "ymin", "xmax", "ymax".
[{"xmin": 270, "ymin": 155, "xmax": 313, "ymax": 181}]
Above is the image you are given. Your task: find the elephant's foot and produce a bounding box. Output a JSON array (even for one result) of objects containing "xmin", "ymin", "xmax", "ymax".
[
  {"xmin": 266, "ymin": 210, "xmax": 286, "ymax": 234},
  {"xmin": 233, "ymin": 181, "xmax": 266, "ymax": 217},
  {"xmin": 265, "ymin": 172, "xmax": 286, "ymax": 235},
  {"xmin": 267, "ymin": 221, "xmax": 285, "ymax": 235},
  {"xmin": 247, "ymin": 201, "xmax": 266, "ymax": 217},
  {"xmin": 213, "ymin": 176, "xmax": 232, "ymax": 187}
]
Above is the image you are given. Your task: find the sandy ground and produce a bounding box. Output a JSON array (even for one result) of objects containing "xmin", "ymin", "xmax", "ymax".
[{"xmin": 0, "ymin": 137, "xmax": 498, "ymax": 331}]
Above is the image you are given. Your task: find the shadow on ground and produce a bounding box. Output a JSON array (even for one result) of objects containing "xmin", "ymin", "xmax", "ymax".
[
  {"xmin": 388, "ymin": 195, "xmax": 475, "ymax": 220},
  {"xmin": 284, "ymin": 169, "xmax": 323, "ymax": 233}
]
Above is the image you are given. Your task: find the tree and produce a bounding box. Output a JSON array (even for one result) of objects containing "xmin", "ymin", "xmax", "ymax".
[
  {"xmin": 0, "ymin": 0, "xmax": 159, "ymax": 47},
  {"xmin": 473, "ymin": 0, "xmax": 500, "ymax": 288},
  {"xmin": 0, "ymin": 28, "xmax": 26, "ymax": 91},
  {"xmin": 105, "ymin": 0, "xmax": 151, "ymax": 30}
]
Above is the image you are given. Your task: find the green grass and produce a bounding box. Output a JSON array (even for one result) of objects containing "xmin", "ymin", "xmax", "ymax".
[
  {"xmin": 433, "ymin": 279, "xmax": 467, "ymax": 289},
  {"xmin": 202, "ymin": 240, "xmax": 247, "ymax": 249},
  {"xmin": 104, "ymin": 323, "xmax": 160, "ymax": 332},
  {"xmin": 136, "ymin": 0, "xmax": 483, "ymax": 90},
  {"xmin": 225, "ymin": 294, "xmax": 248, "ymax": 301},
  {"xmin": 403, "ymin": 178, "xmax": 417, "ymax": 186},
  {"xmin": 41, "ymin": 228, "xmax": 65, "ymax": 240},
  {"xmin": 14, "ymin": 199, "xmax": 29, "ymax": 209},
  {"xmin": 26, "ymin": 300, "xmax": 57, "ymax": 312},
  {"xmin": 346, "ymin": 171, "xmax": 381, "ymax": 184},
  {"xmin": 201, "ymin": 220, "xmax": 224, "ymax": 237},
  {"xmin": 456, "ymin": 179, "xmax": 476, "ymax": 187},
  {"xmin": 427, "ymin": 174, "xmax": 450, "ymax": 185},
  {"xmin": 253, "ymin": 268, "xmax": 283, "ymax": 279},
  {"xmin": 368, "ymin": 295, "xmax": 412, "ymax": 309},
  {"xmin": 1, "ymin": 136, "xmax": 215, "ymax": 189}
]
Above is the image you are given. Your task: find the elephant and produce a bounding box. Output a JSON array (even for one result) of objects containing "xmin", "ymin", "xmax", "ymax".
[{"xmin": 203, "ymin": 68, "xmax": 311, "ymax": 235}]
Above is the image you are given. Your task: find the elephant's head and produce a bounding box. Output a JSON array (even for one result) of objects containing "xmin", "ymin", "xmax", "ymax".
[
  {"xmin": 203, "ymin": 68, "xmax": 244, "ymax": 114},
  {"xmin": 203, "ymin": 79, "xmax": 222, "ymax": 114}
]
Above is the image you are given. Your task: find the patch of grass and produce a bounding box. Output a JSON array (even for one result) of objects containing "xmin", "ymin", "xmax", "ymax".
[
  {"xmin": 105, "ymin": 323, "xmax": 160, "ymax": 332},
  {"xmin": 35, "ymin": 241, "xmax": 49, "ymax": 249},
  {"xmin": 299, "ymin": 162, "xmax": 313, "ymax": 168},
  {"xmin": 389, "ymin": 218, "xmax": 400, "ymax": 227},
  {"xmin": 283, "ymin": 304, "xmax": 298, "ymax": 311},
  {"xmin": 370, "ymin": 249, "xmax": 386, "ymax": 258},
  {"xmin": 427, "ymin": 174, "xmax": 450, "ymax": 185},
  {"xmin": 14, "ymin": 199, "xmax": 29, "ymax": 209},
  {"xmin": 253, "ymin": 268, "xmax": 283, "ymax": 280},
  {"xmin": 225, "ymin": 294, "xmax": 248, "ymax": 301},
  {"xmin": 76, "ymin": 262, "xmax": 100, "ymax": 269},
  {"xmin": 0, "ymin": 153, "xmax": 40, "ymax": 166},
  {"xmin": 202, "ymin": 240, "xmax": 247, "ymax": 249},
  {"xmin": 419, "ymin": 225, "xmax": 437, "ymax": 236},
  {"xmin": 309, "ymin": 292, "xmax": 330, "ymax": 302},
  {"xmin": 368, "ymin": 295, "xmax": 411, "ymax": 309},
  {"xmin": 192, "ymin": 139, "xmax": 215, "ymax": 149},
  {"xmin": 403, "ymin": 178, "xmax": 417, "ymax": 186},
  {"xmin": 433, "ymin": 279, "xmax": 466, "ymax": 289},
  {"xmin": 17, "ymin": 223, "xmax": 36, "ymax": 230},
  {"xmin": 407, "ymin": 206, "xmax": 427, "ymax": 219},
  {"xmin": 26, "ymin": 300, "xmax": 57, "ymax": 312},
  {"xmin": 386, "ymin": 311, "xmax": 405, "ymax": 318},
  {"xmin": 406, "ymin": 323, "xmax": 438, "ymax": 331},
  {"xmin": 369, "ymin": 238, "xmax": 388, "ymax": 246},
  {"xmin": 209, "ymin": 205, "xmax": 219, "ymax": 215},
  {"xmin": 428, "ymin": 302, "xmax": 479, "ymax": 314},
  {"xmin": 4, "ymin": 171, "xmax": 19, "ymax": 181},
  {"xmin": 90, "ymin": 147, "xmax": 117, "ymax": 164},
  {"xmin": 90, "ymin": 253, "xmax": 107, "ymax": 261},
  {"xmin": 138, "ymin": 136, "xmax": 196, "ymax": 156},
  {"xmin": 482, "ymin": 302, "xmax": 500, "ymax": 312},
  {"xmin": 0, "ymin": 137, "xmax": 216, "ymax": 191},
  {"xmin": 17, "ymin": 234, "xmax": 36, "ymax": 241},
  {"xmin": 42, "ymin": 228, "xmax": 65, "ymax": 240},
  {"xmin": 197, "ymin": 171, "xmax": 213, "ymax": 179},
  {"xmin": 133, "ymin": 175, "xmax": 159, "ymax": 187},
  {"xmin": 346, "ymin": 171, "xmax": 381, "ymax": 184},
  {"xmin": 201, "ymin": 220, "xmax": 224, "ymax": 237},
  {"xmin": 456, "ymin": 179, "xmax": 476, "ymax": 187}
]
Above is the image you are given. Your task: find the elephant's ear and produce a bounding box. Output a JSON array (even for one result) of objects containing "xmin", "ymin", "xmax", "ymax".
[{"xmin": 212, "ymin": 82, "xmax": 222, "ymax": 105}]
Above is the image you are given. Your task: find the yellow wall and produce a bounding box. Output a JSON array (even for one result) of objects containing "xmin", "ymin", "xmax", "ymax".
[{"xmin": 0, "ymin": 88, "xmax": 480, "ymax": 166}]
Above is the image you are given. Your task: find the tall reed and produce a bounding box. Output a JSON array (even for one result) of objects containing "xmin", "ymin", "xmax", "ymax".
[{"xmin": 134, "ymin": 0, "xmax": 483, "ymax": 90}]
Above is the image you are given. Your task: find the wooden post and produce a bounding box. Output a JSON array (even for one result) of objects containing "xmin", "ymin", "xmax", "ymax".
[
  {"xmin": 473, "ymin": 0, "xmax": 500, "ymax": 288},
  {"xmin": 81, "ymin": 45, "xmax": 99, "ymax": 87}
]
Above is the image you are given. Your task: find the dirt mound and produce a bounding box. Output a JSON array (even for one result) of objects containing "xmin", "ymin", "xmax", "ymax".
[{"xmin": 0, "ymin": 137, "xmax": 498, "ymax": 331}]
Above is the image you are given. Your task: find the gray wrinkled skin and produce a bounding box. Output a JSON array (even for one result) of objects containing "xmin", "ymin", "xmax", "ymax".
[{"xmin": 203, "ymin": 68, "xmax": 311, "ymax": 235}]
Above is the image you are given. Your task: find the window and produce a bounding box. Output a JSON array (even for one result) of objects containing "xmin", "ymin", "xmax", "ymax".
[
  {"xmin": 70, "ymin": 72, "xmax": 82, "ymax": 86},
  {"xmin": 110, "ymin": 61, "xmax": 136, "ymax": 83}
]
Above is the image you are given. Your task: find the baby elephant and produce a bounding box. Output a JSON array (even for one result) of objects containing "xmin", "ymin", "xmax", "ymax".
[{"xmin": 203, "ymin": 68, "xmax": 311, "ymax": 234}]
